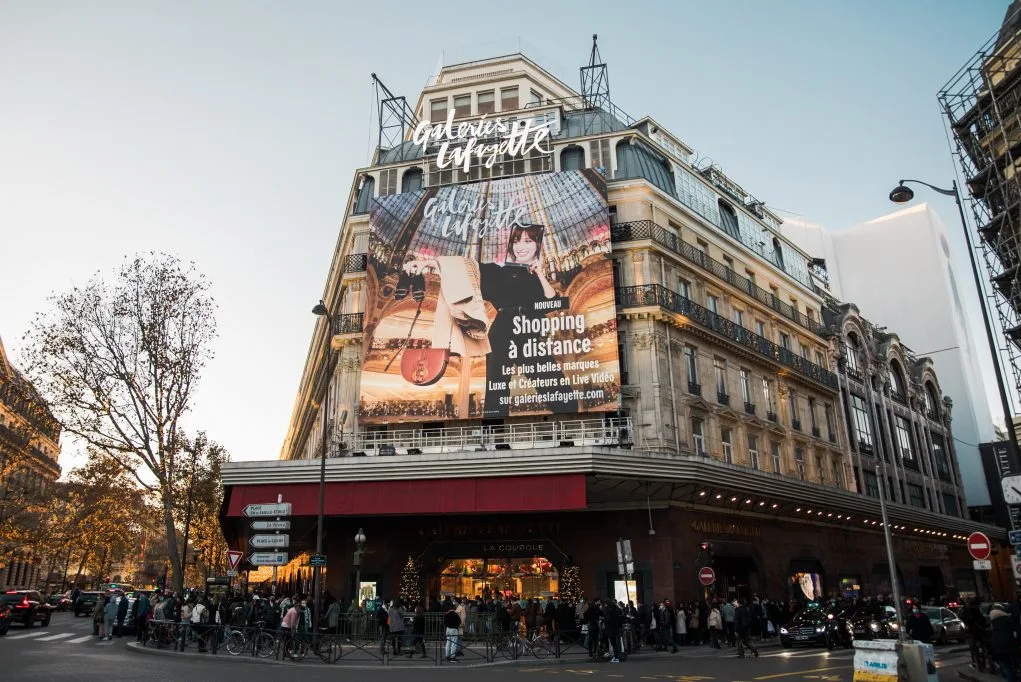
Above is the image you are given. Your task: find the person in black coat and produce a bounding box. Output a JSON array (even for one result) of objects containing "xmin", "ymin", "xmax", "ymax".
[
  {"xmin": 584, "ymin": 599, "xmax": 602, "ymax": 658},
  {"xmin": 604, "ymin": 601, "xmax": 623, "ymax": 662},
  {"xmin": 990, "ymin": 604, "xmax": 1019, "ymax": 681},
  {"xmin": 905, "ymin": 604, "xmax": 934, "ymax": 644},
  {"xmin": 115, "ymin": 592, "xmax": 130, "ymax": 637}
]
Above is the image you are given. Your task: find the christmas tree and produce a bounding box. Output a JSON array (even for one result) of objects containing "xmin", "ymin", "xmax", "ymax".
[
  {"xmin": 399, "ymin": 556, "xmax": 420, "ymax": 606},
  {"xmin": 560, "ymin": 565, "xmax": 581, "ymax": 603}
]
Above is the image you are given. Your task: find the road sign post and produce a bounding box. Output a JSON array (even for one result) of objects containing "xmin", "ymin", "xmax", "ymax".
[
  {"xmin": 249, "ymin": 534, "xmax": 290, "ymax": 549},
  {"xmin": 698, "ymin": 566, "xmax": 716, "ymax": 586},
  {"xmin": 242, "ymin": 502, "xmax": 292, "ymax": 517},
  {"xmin": 968, "ymin": 532, "xmax": 992, "ymax": 561}
]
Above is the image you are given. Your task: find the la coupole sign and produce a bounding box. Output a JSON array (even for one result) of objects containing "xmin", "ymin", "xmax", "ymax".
[{"xmin": 412, "ymin": 110, "xmax": 555, "ymax": 172}]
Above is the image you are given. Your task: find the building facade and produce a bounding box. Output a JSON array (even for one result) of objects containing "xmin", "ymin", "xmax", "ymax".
[
  {"xmin": 222, "ymin": 48, "xmax": 1000, "ymax": 606},
  {"xmin": 0, "ymin": 336, "xmax": 62, "ymax": 590}
]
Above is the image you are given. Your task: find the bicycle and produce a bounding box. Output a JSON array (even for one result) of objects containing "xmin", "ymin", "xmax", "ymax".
[
  {"xmin": 145, "ymin": 620, "xmax": 179, "ymax": 649},
  {"xmin": 310, "ymin": 629, "xmax": 343, "ymax": 663},
  {"xmin": 496, "ymin": 631, "xmax": 553, "ymax": 660}
]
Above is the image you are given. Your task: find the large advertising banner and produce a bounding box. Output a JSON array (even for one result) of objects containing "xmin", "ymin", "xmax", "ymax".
[{"xmin": 360, "ymin": 168, "xmax": 619, "ymax": 424}]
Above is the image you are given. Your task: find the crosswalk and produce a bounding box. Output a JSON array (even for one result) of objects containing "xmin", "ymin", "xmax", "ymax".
[{"xmin": 1, "ymin": 629, "xmax": 119, "ymax": 646}]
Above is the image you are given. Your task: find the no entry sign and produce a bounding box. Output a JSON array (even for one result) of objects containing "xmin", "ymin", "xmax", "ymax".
[
  {"xmin": 698, "ymin": 566, "xmax": 716, "ymax": 586},
  {"xmin": 968, "ymin": 532, "xmax": 992, "ymax": 561}
]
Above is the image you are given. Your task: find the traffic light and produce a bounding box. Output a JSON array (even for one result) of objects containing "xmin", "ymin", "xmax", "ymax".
[{"xmin": 699, "ymin": 541, "xmax": 713, "ymax": 554}]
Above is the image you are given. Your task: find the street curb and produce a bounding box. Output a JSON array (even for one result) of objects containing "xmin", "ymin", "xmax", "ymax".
[{"xmin": 956, "ymin": 666, "xmax": 1002, "ymax": 682}]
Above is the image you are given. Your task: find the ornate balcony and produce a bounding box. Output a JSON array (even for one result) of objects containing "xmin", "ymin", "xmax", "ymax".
[
  {"xmin": 812, "ymin": 426, "xmax": 821, "ymax": 438},
  {"xmin": 767, "ymin": 411, "xmax": 778, "ymax": 422},
  {"xmin": 688, "ymin": 381, "xmax": 702, "ymax": 397},
  {"xmin": 792, "ymin": 419, "xmax": 802, "ymax": 432},
  {"xmin": 332, "ymin": 313, "xmax": 365, "ymax": 335},
  {"xmin": 342, "ymin": 253, "xmax": 368, "ymax": 274},
  {"xmin": 615, "ymin": 285, "xmax": 839, "ymax": 390},
  {"xmin": 744, "ymin": 402, "xmax": 756, "ymax": 416},
  {"xmin": 717, "ymin": 392, "xmax": 730, "ymax": 406},
  {"xmin": 611, "ymin": 221, "xmax": 824, "ymax": 336}
]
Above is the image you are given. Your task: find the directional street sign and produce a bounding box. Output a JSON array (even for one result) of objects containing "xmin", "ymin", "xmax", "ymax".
[
  {"xmin": 225, "ymin": 550, "xmax": 244, "ymax": 571},
  {"xmin": 249, "ymin": 552, "xmax": 288, "ymax": 566},
  {"xmin": 249, "ymin": 534, "xmax": 289, "ymax": 549},
  {"xmin": 309, "ymin": 553, "xmax": 327, "ymax": 568},
  {"xmin": 1010, "ymin": 529, "xmax": 1021, "ymax": 546},
  {"xmin": 242, "ymin": 502, "xmax": 292, "ymax": 517},
  {"xmin": 251, "ymin": 520, "xmax": 291, "ymax": 531}
]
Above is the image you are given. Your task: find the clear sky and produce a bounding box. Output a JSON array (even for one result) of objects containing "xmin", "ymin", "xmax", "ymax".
[{"xmin": 0, "ymin": 0, "xmax": 1010, "ymax": 471}]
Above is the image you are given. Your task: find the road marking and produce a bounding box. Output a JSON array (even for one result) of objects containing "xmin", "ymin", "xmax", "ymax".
[
  {"xmin": 4, "ymin": 631, "xmax": 48, "ymax": 640},
  {"xmin": 67, "ymin": 635, "xmax": 95, "ymax": 644},
  {"xmin": 753, "ymin": 666, "xmax": 851, "ymax": 680},
  {"xmin": 36, "ymin": 633, "xmax": 75, "ymax": 642}
]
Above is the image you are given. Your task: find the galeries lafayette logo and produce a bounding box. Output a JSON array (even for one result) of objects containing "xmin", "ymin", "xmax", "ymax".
[{"xmin": 413, "ymin": 111, "xmax": 554, "ymax": 172}]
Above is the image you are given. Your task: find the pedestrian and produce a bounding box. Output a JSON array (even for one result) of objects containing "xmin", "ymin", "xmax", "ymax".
[
  {"xmin": 734, "ymin": 599, "xmax": 759, "ymax": 658},
  {"xmin": 93, "ymin": 595, "xmax": 106, "ymax": 638},
  {"xmin": 115, "ymin": 591, "xmax": 129, "ymax": 637},
  {"xmin": 191, "ymin": 598, "xmax": 208, "ymax": 652},
  {"xmin": 675, "ymin": 602, "xmax": 687, "ymax": 646},
  {"xmin": 444, "ymin": 601, "xmax": 461, "ymax": 662},
  {"xmin": 991, "ymin": 603, "xmax": 1019, "ymax": 682},
  {"xmin": 722, "ymin": 599, "xmax": 736, "ymax": 646},
  {"xmin": 905, "ymin": 603, "xmax": 934, "ymax": 644},
  {"xmin": 135, "ymin": 592, "xmax": 151, "ymax": 642},
  {"xmin": 325, "ymin": 597, "xmax": 341, "ymax": 635},
  {"xmin": 509, "ymin": 598, "xmax": 522, "ymax": 636},
  {"xmin": 455, "ymin": 597, "xmax": 466, "ymax": 656},
  {"xmin": 407, "ymin": 604, "xmax": 427, "ymax": 658},
  {"xmin": 604, "ymin": 601, "xmax": 623, "ymax": 663},
  {"xmin": 659, "ymin": 601, "xmax": 678, "ymax": 653},
  {"xmin": 388, "ymin": 599, "xmax": 405, "ymax": 655},
  {"xmin": 708, "ymin": 602, "xmax": 723, "ymax": 649},
  {"xmin": 584, "ymin": 598, "xmax": 601, "ymax": 658},
  {"xmin": 280, "ymin": 600, "xmax": 301, "ymax": 661},
  {"xmin": 377, "ymin": 599, "xmax": 390, "ymax": 653},
  {"xmin": 103, "ymin": 593, "xmax": 118, "ymax": 641}
]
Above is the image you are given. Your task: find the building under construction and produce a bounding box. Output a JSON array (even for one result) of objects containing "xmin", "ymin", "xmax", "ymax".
[{"xmin": 940, "ymin": 2, "xmax": 1021, "ymax": 411}]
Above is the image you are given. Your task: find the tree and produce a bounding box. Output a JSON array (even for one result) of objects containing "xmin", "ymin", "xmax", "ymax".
[
  {"xmin": 171, "ymin": 432, "xmax": 229, "ymax": 588},
  {"xmin": 399, "ymin": 556, "xmax": 420, "ymax": 606},
  {"xmin": 22, "ymin": 253, "xmax": 217, "ymax": 593}
]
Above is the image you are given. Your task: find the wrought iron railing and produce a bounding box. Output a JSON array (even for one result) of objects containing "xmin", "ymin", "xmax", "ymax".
[
  {"xmin": 615, "ymin": 284, "xmax": 839, "ymax": 390},
  {"xmin": 688, "ymin": 381, "xmax": 702, "ymax": 397},
  {"xmin": 717, "ymin": 392, "xmax": 730, "ymax": 406},
  {"xmin": 744, "ymin": 402, "xmax": 756, "ymax": 416},
  {"xmin": 332, "ymin": 313, "xmax": 364, "ymax": 335},
  {"xmin": 811, "ymin": 426, "xmax": 821, "ymax": 438},
  {"xmin": 343, "ymin": 253, "xmax": 368, "ymax": 273},
  {"xmin": 792, "ymin": 419, "xmax": 802, "ymax": 432},
  {"xmin": 332, "ymin": 417, "xmax": 633, "ymax": 456},
  {"xmin": 611, "ymin": 221, "xmax": 824, "ymax": 336}
]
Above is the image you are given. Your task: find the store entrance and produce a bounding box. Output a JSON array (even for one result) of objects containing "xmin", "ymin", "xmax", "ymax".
[
  {"xmin": 430, "ymin": 557, "xmax": 560, "ymax": 601},
  {"xmin": 711, "ymin": 556, "xmax": 758, "ymax": 602}
]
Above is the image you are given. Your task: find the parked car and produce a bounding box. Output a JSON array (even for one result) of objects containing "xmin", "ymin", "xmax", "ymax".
[
  {"xmin": 923, "ymin": 606, "xmax": 966, "ymax": 644},
  {"xmin": 73, "ymin": 591, "xmax": 101, "ymax": 617},
  {"xmin": 1, "ymin": 590, "xmax": 54, "ymax": 628},
  {"xmin": 0, "ymin": 599, "xmax": 11, "ymax": 636}
]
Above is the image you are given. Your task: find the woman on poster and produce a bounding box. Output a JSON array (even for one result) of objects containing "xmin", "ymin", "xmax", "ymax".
[{"xmin": 403, "ymin": 223, "xmax": 579, "ymax": 417}]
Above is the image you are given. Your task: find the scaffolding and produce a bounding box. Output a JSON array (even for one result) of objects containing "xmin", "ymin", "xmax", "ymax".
[{"xmin": 940, "ymin": 2, "xmax": 1021, "ymax": 414}]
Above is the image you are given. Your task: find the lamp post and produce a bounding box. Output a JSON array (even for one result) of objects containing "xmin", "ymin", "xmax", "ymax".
[
  {"xmin": 311, "ymin": 299, "xmax": 334, "ymax": 639},
  {"xmin": 875, "ymin": 464, "xmax": 907, "ymax": 642},
  {"xmin": 353, "ymin": 528, "xmax": 366, "ymax": 605},
  {"xmin": 889, "ymin": 179, "xmax": 1020, "ymax": 460}
]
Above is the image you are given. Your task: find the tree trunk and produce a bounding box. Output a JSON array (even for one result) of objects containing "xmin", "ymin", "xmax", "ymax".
[
  {"xmin": 95, "ymin": 545, "xmax": 108, "ymax": 589},
  {"xmin": 73, "ymin": 549, "xmax": 90, "ymax": 589},
  {"xmin": 162, "ymin": 486, "xmax": 183, "ymax": 594}
]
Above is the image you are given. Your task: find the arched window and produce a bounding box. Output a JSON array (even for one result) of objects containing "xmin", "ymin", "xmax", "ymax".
[
  {"xmin": 924, "ymin": 383, "xmax": 939, "ymax": 416},
  {"xmin": 889, "ymin": 361, "xmax": 906, "ymax": 398},
  {"xmin": 560, "ymin": 145, "xmax": 584, "ymax": 171},
  {"xmin": 354, "ymin": 175, "xmax": 375, "ymax": 214},
  {"xmin": 772, "ymin": 237, "xmax": 785, "ymax": 271},
  {"xmin": 401, "ymin": 167, "xmax": 424, "ymax": 193},
  {"xmin": 717, "ymin": 200, "xmax": 740, "ymax": 240},
  {"xmin": 844, "ymin": 333, "xmax": 860, "ymax": 373}
]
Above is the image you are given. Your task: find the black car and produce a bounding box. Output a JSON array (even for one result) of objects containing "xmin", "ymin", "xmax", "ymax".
[
  {"xmin": 1, "ymin": 590, "xmax": 54, "ymax": 628},
  {"xmin": 845, "ymin": 603, "xmax": 899, "ymax": 640},
  {"xmin": 74, "ymin": 591, "xmax": 101, "ymax": 617},
  {"xmin": 780, "ymin": 607, "xmax": 849, "ymax": 648},
  {"xmin": 0, "ymin": 599, "xmax": 11, "ymax": 636}
]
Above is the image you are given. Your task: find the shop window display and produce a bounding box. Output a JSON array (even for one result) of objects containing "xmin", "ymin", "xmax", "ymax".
[
  {"xmin": 435, "ymin": 557, "xmax": 559, "ymax": 600},
  {"xmin": 790, "ymin": 571, "xmax": 823, "ymax": 602}
]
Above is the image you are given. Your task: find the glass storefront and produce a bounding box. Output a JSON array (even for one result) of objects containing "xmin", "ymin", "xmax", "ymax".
[
  {"xmin": 839, "ymin": 576, "xmax": 861, "ymax": 599},
  {"xmin": 790, "ymin": 571, "xmax": 823, "ymax": 602},
  {"xmin": 434, "ymin": 557, "xmax": 559, "ymax": 600}
]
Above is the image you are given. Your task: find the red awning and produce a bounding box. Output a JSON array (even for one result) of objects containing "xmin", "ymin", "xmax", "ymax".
[{"xmin": 224, "ymin": 473, "xmax": 586, "ymax": 517}]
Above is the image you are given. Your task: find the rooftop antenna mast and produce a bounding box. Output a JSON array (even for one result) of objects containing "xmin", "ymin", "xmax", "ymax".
[
  {"xmin": 580, "ymin": 34, "xmax": 610, "ymax": 110},
  {"xmin": 372, "ymin": 73, "xmax": 419, "ymax": 163}
]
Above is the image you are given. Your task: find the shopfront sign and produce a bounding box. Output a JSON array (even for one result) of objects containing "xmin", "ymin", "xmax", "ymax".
[
  {"xmin": 690, "ymin": 519, "xmax": 762, "ymax": 539},
  {"xmin": 413, "ymin": 111, "xmax": 555, "ymax": 172},
  {"xmin": 360, "ymin": 169, "xmax": 619, "ymax": 424}
]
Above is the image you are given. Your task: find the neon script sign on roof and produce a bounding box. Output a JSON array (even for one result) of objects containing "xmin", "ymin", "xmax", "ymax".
[{"xmin": 412, "ymin": 111, "xmax": 554, "ymax": 172}]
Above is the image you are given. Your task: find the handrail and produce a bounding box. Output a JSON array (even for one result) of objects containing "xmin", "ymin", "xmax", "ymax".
[
  {"xmin": 332, "ymin": 313, "xmax": 365, "ymax": 335},
  {"xmin": 615, "ymin": 284, "xmax": 838, "ymax": 390},
  {"xmin": 611, "ymin": 221, "xmax": 824, "ymax": 336}
]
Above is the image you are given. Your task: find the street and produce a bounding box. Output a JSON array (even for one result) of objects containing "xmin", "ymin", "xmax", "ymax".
[{"xmin": 1, "ymin": 612, "xmax": 977, "ymax": 681}]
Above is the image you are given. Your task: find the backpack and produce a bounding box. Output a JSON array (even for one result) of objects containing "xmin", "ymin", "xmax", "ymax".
[{"xmin": 199, "ymin": 605, "xmax": 210, "ymax": 624}]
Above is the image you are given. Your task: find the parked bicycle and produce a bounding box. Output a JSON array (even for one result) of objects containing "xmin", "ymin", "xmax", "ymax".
[{"xmin": 495, "ymin": 631, "xmax": 553, "ymax": 660}]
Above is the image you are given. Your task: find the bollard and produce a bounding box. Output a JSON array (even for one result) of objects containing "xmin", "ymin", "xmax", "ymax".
[{"xmin": 852, "ymin": 639, "xmax": 898, "ymax": 681}]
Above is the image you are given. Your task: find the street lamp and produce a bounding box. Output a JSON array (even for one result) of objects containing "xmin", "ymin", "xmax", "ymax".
[
  {"xmin": 353, "ymin": 528, "xmax": 366, "ymax": 604},
  {"xmin": 888, "ymin": 179, "xmax": 1021, "ymax": 465},
  {"xmin": 311, "ymin": 299, "xmax": 334, "ymax": 636}
]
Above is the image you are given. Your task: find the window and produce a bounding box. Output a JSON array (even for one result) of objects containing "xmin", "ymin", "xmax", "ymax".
[
  {"xmin": 529, "ymin": 89, "xmax": 542, "ymax": 106},
  {"xmin": 721, "ymin": 428, "xmax": 733, "ymax": 464},
  {"xmin": 618, "ymin": 331, "xmax": 628, "ymax": 385},
  {"xmin": 696, "ymin": 240, "xmax": 709, "ymax": 266},
  {"xmin": 453, "ymin": 94, "xmax": 471, "ymax": 118},
  {"xmin": 748, "ymin": 435, "xmax": 759, "ymax": 469},
  {"xmin": 734, "ymin": 308, "xmax": 744, "ymax": 327},
  {"xmin": 723, "ymin": 255, "xmax": 735, "ymax": 274},
  {"xmin": 933, "ymin": 435, "xmax": 950, "ymax": 479},
  {"xmin": 850, "ymin": 395, "xmax": 873, "ymax": 448},
  {"xmin": 895, "ymin": 416, "xmax": 914, "ymax": 462},
  {"xmin": 756, "ymin": 320, "xmax": 767, "ymax": 338},
  {"xmin": 501, "ymin": 87, "xmax": 519, "ymax": 111},
  {"xmin": 790, "ymin": 297, "xmax": 799, "ymax": 314},
  {"xmin": 692, "ymin": 418, "xmax": 706, "ymax": 456},
  {"xmin": 707, "ymin": 295, "xmax": 719, "ymax": 315},
  {"xmin": 779, "ymin": 332, "xmax": 790, "ymax": 349},
  {"xmin": 401, "ymin": 167, "xmax": 424, "ymax": 193},
  {"xmin": 714, "ymin": 358, "xmax": 727, "ymax": 397},
  {"xmin": 763, "ymin": 378, "xmax": 774, "ymax": 412},
  {"xmin": 833, "ymin": 458, "xmax": 844, "ymax": 488},
  {"xmin": 845, "ymin": 335, "xmax": 860, "ymax": 373},
  {"xmin": 589, "ymin": 138, "xmax": 611, "ymax": 173},
  {"xmin": 808, "ymin": 397, "xmax": 818, "ymax": 429},
  {"xmin": 824, "ymin": 403, "xmax": 835, "ymax": 440},
  {"xmin": 815, "ymin": 351, "xmax": 827, "ymax": 369},
  {"xmin": 864, "ymin": 471, "xmax": 880, "ymax": 498},
  {"xmin": 612, "ymin": 259, "xmax": 622, "ymax": 289},
  {"xmin": 740, "ymin": 369, "xmax": 751, "ymax": 404},
  {"xmin": 789, "ymin": 389, "xmax": 799, "ymax": 427},
  {"xmin": 924, "ymin": 384, "xmax": 939, "ymax": 415},
  {"xmin": 770, "ymin": 441, "xmax": 782, "ymax": 473},
  {"xmin": 379, "ymin": 168, "xmax": 398, "ymax": 196},
  {"xmin": 353, "ymin": 175, "xmax": 375, "ymax": 214},
  {"xmin": 477, "ymin": 91, "xmax": 495, "ymax": 115},
  {"xmin": 430, "ymin": 98, "xmax": 448, "ymax": 122},
  {"xmin": 428, "ymin": 159, "xmax": 452, "ymax": 187},
  {"xmin": 746, "ymin": 270, "xmax": 756, "ymax": 286},
  {"xmin": 685, "ymin": 346, "xmax": 698, "ymax": 384},
  {"xmin": 800, "ymin": 343, "xmax": 810, "ymax": 360},
  {"xmin": 807, "ymin": 308, "xmax": 816, "ymax": 323},
  {"xmin": 794, "ymin": 447, "xmax": 805, "ymax": 480},
  {"xmin": 941, "ymin": 492, "xmax": 959, "ymax": 516},
  {"xmin": 717, "ymin": 200, "xmax": 741, "ymax": 240},
  {"xmin": 772, "ymin": 237, "xmax": 785, "ymax": 270},
  {"xmin": 560, "ymin": 145, "xmax": 584, "ymax": 171},
  {"xmin": 816, "ymin": 455, "xmax": 825, "ymax": 484},
  {"xmin": 679, "ymin": 278, "xmax": 692, "ymax": 300},
  {"xmin": 907, "ymin": 483, "xmax": 925, "ymax": 508},
  {"xmin": 889, "ymin": 363, "xmax": 905, "ymax": 397}
]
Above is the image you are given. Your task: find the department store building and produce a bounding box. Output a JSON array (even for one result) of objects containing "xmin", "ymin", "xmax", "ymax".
[{"xmin": 220, "ymin": 46, "xmax": 1003, "ymax": 606}]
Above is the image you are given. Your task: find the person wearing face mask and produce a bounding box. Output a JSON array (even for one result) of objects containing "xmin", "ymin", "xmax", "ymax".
[{"xmin": 905, "ymin": 602, "xmax": 933, "ymax": 644}]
